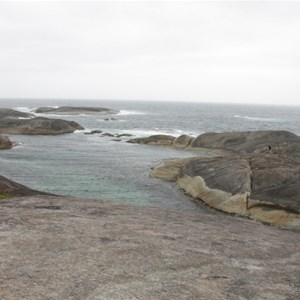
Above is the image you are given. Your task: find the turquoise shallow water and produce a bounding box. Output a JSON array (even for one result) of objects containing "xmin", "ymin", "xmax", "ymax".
[{"xmin": 1, "ymin": 99, "xmax": 299, "ymax": 210}]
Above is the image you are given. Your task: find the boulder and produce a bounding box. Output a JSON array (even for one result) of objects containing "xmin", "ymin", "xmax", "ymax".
[
  {"xmin": 0, "ymin": 116, "xmax": 83, "ymax": 135},
  {"xmin": 35, "ymin": 106, "xmax": 119, "ymax": 115},
  {"xmin": 0, "ymin": 175, "xmax": 52, "ymax": 197},
  {"xmin": 150, "ymin": 154, "xmax": 300, "ymax": 229},
  {"xmin": 0, "ymin": 134, "xmax": 13, "ymax": 149},
  {"xmin": 172, "ymin": 134, "xmax": 194, "ymax": 148},
  {"xmin": 190, "ymin": 130, "xmax": 300, "ymax": 157}
]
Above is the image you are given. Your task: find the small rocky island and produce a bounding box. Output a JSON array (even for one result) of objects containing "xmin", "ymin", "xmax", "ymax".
[
  {"xmin": 0, "ymin": 108, "xmax": 83, "ymax": 135},
  {"xmin": 131, "ymin": 131, "xmax": 300, "ymax": 229},
  {"xmin": 35, "ymin": 105, "xmax": 119, "ymax": 115}
]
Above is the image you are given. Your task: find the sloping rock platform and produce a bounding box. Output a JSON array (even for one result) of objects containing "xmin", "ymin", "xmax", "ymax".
[
  {"xmin": 0, "ymin": 195, "xmax": 299, "ymax": 299},
  {"xmin": 150, "ymin": 154, "xmax": 300, "ymax": 229}
]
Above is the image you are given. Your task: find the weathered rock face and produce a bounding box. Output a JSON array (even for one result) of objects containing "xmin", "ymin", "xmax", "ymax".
[
  {"xmin": 0, "ymin": 175, "xmax": 52, "ymax": 197},
  {"xmin": 0, "ymin": 195, "xmax": 299, "ymax": 299},
  {"xmin": 0, "ymin": 134, "xmax": 13, "ymax": 149},
  {"xmin": 190, "ymin": 130, "xmax": 300, "ymax": 157},
  {"xmin": 0, "ymin": 108, "xmax": 34, "ymax": 120},
  {"xmin": 0, "ymin": 116, "xmax": 83, "ymax": 135},
  {"xmin": 35, "ymin": 106, "xmax": 119, "ymax": 115},
  {"xmin": 150, "ymin": 154, "xmax": 300, "ymax": 229}
]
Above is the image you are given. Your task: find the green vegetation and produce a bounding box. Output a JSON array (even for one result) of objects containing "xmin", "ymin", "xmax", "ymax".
[{"xmin": 0, "ymin": 193, "xmax": 10, "ymax": 200}]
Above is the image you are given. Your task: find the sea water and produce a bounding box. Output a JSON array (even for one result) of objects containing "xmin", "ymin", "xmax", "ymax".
[{"xmin": 0, "ymin": 99, "xmax": 299, "ymax": 211}]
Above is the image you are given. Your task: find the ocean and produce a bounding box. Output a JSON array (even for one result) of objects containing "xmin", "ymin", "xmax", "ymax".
[{"xmin": 1, "ymin": 99, "xmax": 300, "ymax": 211}]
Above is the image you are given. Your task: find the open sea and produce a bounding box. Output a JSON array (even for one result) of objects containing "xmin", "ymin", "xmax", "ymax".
[{"xmin": 1, "ymin": 99, "xmax": 300, "ymax": 211}]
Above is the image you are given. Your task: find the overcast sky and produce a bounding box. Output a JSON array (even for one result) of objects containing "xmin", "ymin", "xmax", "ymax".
[{"xmin": 0, "ymin": 0, "xmax": 299, "ymax": 105}]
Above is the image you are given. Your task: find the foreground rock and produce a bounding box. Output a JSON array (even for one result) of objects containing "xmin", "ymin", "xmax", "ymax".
[
  {"xmin": 0, "ymin": 134, "xmax": 13, "ymax": 149},
  {"xmin": 0, "ymin": 195, "xmax": 299, "ymax": 299},
  {"xmin": 150, "ymin": 154, "xmax": 300, "ymax": 229},
  {"xmin": 35, "ymin": 106, "xmax": 119, "ymax": 115},
  {"xmin": 0, "ymin": 115, "xmax": 83, "ymax": 135},
  {"xmin": 0, "ymin": 175, "xmax": 52, "ymax": 197}
]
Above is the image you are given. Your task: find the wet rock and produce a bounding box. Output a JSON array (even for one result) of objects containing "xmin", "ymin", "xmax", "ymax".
[
  {"xmin": 84, "ymin": 130, "xmax": 103, "ymax": 135},
  {"xmin": 0, "ymin": 134, "xmax": 13, "ymax": 149},
  {"xmin": 128, "ymin": 134, "xmax": 175, "ymax": 146}
]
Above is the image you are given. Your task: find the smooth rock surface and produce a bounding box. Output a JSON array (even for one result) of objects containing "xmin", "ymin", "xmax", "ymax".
[
  {"xmin": 151, "ymin": 154, "xmax": 300, "ymax": 228},
  {"xmin": 190, "ymin": 130, "xmax": 300, "ymax": 157},
  {"xmin": 0, "ymin": 195, "xmax": 299, "ymax": 300},
  {"xmin": 35, "ymin": 106, "xmax": 119, "ymax": 115}
]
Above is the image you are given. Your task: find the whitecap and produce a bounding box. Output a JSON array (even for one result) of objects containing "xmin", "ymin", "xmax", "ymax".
[
  {"xmin": 118, "ymin": 110, "xmax": 147, "ymax": 116},
  {"xmin": 234, "ymin": 115, "xmax": 279, "ymax": 122}
]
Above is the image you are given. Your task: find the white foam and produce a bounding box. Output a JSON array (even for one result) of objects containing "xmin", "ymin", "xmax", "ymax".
[
  {"xmin": 118, "ymin": 110, "xmax": 147, "ymax": 116},
  {"xmin": 234, "ymin": 115, "xmax": 278, "ymax": 122},
  {"xmin": 15, "ymin": 106, "xmax": 35, "ymax": 113}
]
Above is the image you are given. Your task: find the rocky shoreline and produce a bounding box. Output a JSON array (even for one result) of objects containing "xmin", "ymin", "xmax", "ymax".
[
  {"xmin": 131, "ymin": 131, "xmax": 300, "ymax": 229},
  {"xmin": 1, "ymin": 110, "xmax": 300, "ymax": 298}
]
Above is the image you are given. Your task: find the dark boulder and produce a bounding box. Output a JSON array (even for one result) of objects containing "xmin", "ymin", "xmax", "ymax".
[{"xmin": 0, "ymin": 175, "xmax": 52, "ymax": 197}]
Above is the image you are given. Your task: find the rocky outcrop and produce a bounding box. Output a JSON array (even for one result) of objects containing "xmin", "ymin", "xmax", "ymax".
[
  {"xmin": 128, "ymin": 134, "xmax": 175, "ymax": 146},
  {"xmin": 0, "ymin": 134, "xmax": 13, "ymax": 149},
  {"xmin": 35, "ymin": 106, "xmax": 119, "ymax": 115},
  {"xmin": 150, "ymin": 154, "xmax": 300, "ymax": 229},
  {"xmin": 190, "ymin": 130, "xmax": 300, "ymax": 157},
  {"xmin": 0, "ymin": 195, "xmax": 299, "ymax": 299},
  {"xmin": 0, "ymin": 108, "xmax": 34, "ymax": 120},
  {"xmin": 0, "ymin": 115, "xmax": 84, "ymax": 135},
  {"xmin": 128, "ymin": 134, "xmax": 194, "ymax": 148},
  {"xmin": 0, "ymin": 175, "xmax": 52, "ymax": 197},
  {"xmin": 129, "ymin": 131, "xmax": 300, "ymax": 158}
]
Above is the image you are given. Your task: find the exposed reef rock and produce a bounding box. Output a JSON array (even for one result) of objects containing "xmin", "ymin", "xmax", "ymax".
[
  {"xmin": 0, "ymin": 108, "xmax": 84, "ymax": 135},
  {"xmin": 128, "ymin": 134, "xmax": 176, "ymax": 146},
  {"xmin": 0, "ymin": 134, "xmax": 13, "ymax": 149},
  {"xmin": 0, "ymin": 175, "xmax": 52, "ymax": 197},
  {"xmin": 150, "ymin": 154, "xmax": 300, "ymax": 229},
  {"xmin": 35, "ymin": 106, "xmax": 119, "ymax": 115},
  {"xmin": 0, "ymin": 195, "xmax": 299, "ymax": 299}
]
